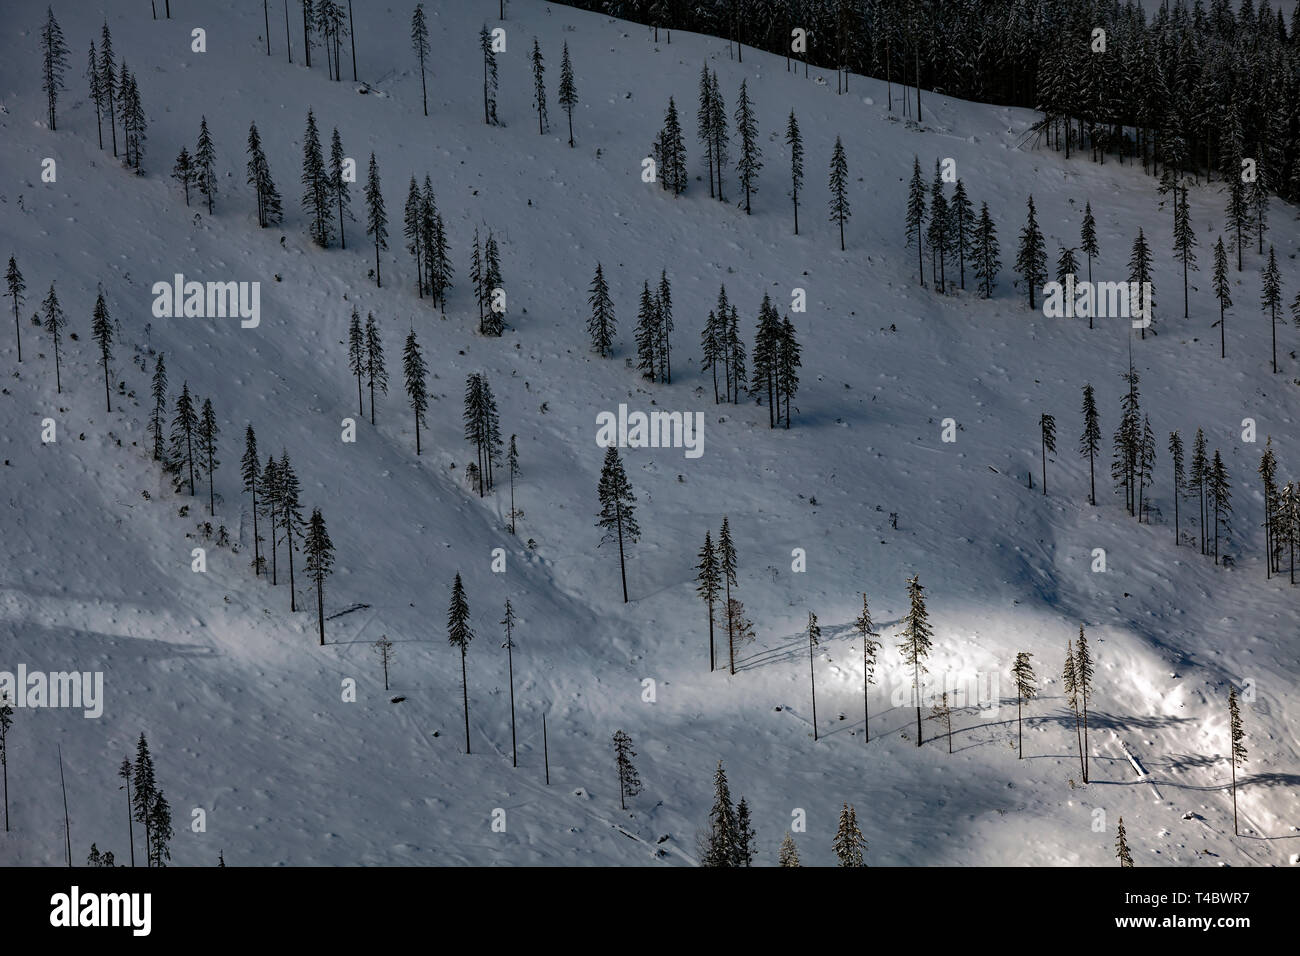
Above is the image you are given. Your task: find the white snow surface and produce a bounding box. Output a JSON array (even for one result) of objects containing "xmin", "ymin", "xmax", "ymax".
[{"xmin": 0, "ymin": 0, "xmax": 1297, "ymax": 866}]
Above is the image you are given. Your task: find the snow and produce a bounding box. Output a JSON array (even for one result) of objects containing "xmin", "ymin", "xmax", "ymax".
[{"xmin": 0, "ymin": 0, "xmax": 1297, "ymax": 866}]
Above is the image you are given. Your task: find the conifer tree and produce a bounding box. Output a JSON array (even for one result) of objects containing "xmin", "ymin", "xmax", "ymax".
[
  {"xmin": 725, "ymin": 303, "xmax": 746, "ymax": 403},
  {"xmin": 899, "ymin": 574, "xmax": 933, "ymax": 747},
  {"xmin": 1080, "ymin": 383, "xmax": 1100, "ymax": 505},
  {"xmin": 695, "ymin": 531, "xmax": 720, "ymax": 671},
  {"xmin": 427, "ymin": 190, "xmax": 453, "ymax": 312},
  {"xmin": 612, "ymin": 730, "xmax": 642, "ymax": 810},
  {"xmin": 246, "ymin": 124, "xmax": 283, "ymax": 227},
  {"xmin": 241, "ymin": 425, "xmax": 263, "ymax": 576},
  {"xmin": 558, "ymin": 42, "xmax": 577, "ymax": 147},
  {"xmin": 278, "ymin": 453, "xmax": 306, "ymax": 610},
  {"xmin": 1112, "ymin": 357, "xmax": 1141, "ymax": 515},
  {"xmin": 401, "ymin": 328, "xmax": 428, "ymax": 455},
  {"xmin": 700, "ymin": 303, "xmax": 724, "ymax": 402},
  {"xmin": 734, "ymin": 797, "xmax": 755, "ymax": 866},
  {"xmin": 828, "ymin": 136, "xmax": 850, "ymax": 251},
  {"xmin": 1011, "ymin": 651, "xmax": 1037, "ymax": 758},
  {"xmin": 1262, "ymin": 245, "xmax": 1283, "ymax": 374},
  {"xmin": 263, "ymin": 455, "xmax": 281, "ymax": 584},
  {"xmin": 480, "ymin": 25, "xmax": 499, "ymax": 125},
  {"xmin": 6, "ymin": 257, "xmax": 25, "ymax": 362},
  {"xmin": 447, "ymin": 572, "xmax": 474, "ymax": 753},
  {"xmin": 733, "ymin": 80, "xmax": 761, "ymax": 214},
  {"xmin": 1039, "ymin": 412, "xmax": 1056, "ymax": 495},
  {"xmin": 855, "ymin": 594, "xmax": 880, "ymax": 742},
  {"xmin": 98, "ymin": 24, "xmax": 118, "ymax": 156},
  {"xmin": 91, "ymin": 292, "xmax": 114, "ymax": 412},
  {"xmin": 301, "ymin": 109, "xmax": 332, "ymax": 246},
  {"xmin": 587, "ymin": 263, "xmax": 616, "ymax": 357},
  {"xmin": 1228, "ymin": 686, "xmax": 1246, "ymax": 835},
  {"xmin": 304, "ymin": 508, "xmax": 334, "ymax": 645},
  {"xmin": 146, "ymin": 786, "xmax": 172, "ymax": 867},
  {"xmin": 927, "ymin": 160, "xmax": 949, "ymax": 293},
  {"xmin": 329, "ymin": 128, "xmax": 352, "ymax": 249},
  {"xmin": 950, "ymin": 179, "xmax": 974, "ymax": 289},
  {"xmin": 345, "ymin": 307, "xmax": 364, "ymax": 415},
  {"xmin": 1080, "ymin": 201, "xmax": 1099, "ymax": 287},
  {"xmin": 596, "ymin": 447, "xmax": 639, "ymax": 604},
  {"xmin": 1016, "ymin": 195, "xmax": 1047, "ymax": 309},
  {"xmin": 832, "ymin": 803, "xmax": 867, "ymax": 866},
  {"xmin": 718, "ymin": 516, "xmax": 738, "ymax": 673},
  {"xmin": 403, "ymin": 177, "xmax": 423, "ymax": 297},
  {"xmin": 41, "ymin": 283, "xmax": 66, "ymax": 393},
  {"xmin": 655, "ymin": 97, "xmax": 687, "ymax": 196},
  {"xmin": 1209, "ymin": 449, "xmax": 1232, "ymax": 564},
  {"xmin": 131, "ymin": 734, "xmax": 156, "ymax": 865},
  {"xmin": 709, "ymin": 71, "xmax": 727, "ymax": 201},
  {"xmin": 530, "ymin": 38, "xmax": 548, "ymax": 135},
  {"xmin": 501, "ymin": 598, "xmax": 518, "ymax": 765},
  {"xmin": 169, "ymin": 382, "xmax": 198, "ymax": 496},
  {"xmin": 973, "ymin": 202, "xmax": 1000, "ymax": 299},
  {"xmin": 806, "ymin": 611, "xmax": 821, "ymax": 741},
  {"xmin": 905, "ymin": 156, "xmax": 926, "ymax": 284},
  {"xmin": 0, "ymin": 694, "xmax": 11, "ymax": 832},
  {"xmin": 40, "ymin": 7, "xmax": 69, "ymax": 132},
  {"xmin": 1116, "ymin": 817, "xmax": 1134, "ymax": 866},
  {"xmin": 777, "ymin": 316, "xmax": 801, "ymax": 428},
  {"xmin": 1128, "ymin": 228, "xmax": 1155, "ymax": 338},
  {"xmin": 411, "ymin": 3, "xmax": 429, "ymax": 117},
  {"xmin": 121, "ymin": 70, "xmax": 147, "ymax": 173},
  {"xmin": 195, "ymin": 117, "xmax": 217, "ymax": 214},
  {"xmin": 1075, "ymin": 626, "xmax": 1094, "ymax": 783},
  {"xmin": 750, "ymin": 295, "xmax": 781, "ymax": 427},
  {"xmin": 702, "ymin": 761, "xmax": 738, "ymax": 867},
  {"xmin": 375, "ymin": 635, "xmax": 394, "ymax": 691},
  {"xmin": 657, "ymin": 270, "xmax": 673, "ymax": 384},
  {"xmin": 172, "ymin": 146, "xmax": 195, "ymax": 206},
  {"xmin": 481, "ymin": 232, "xmax": 504, "ymax": 336},
  {"xmin": 785, "ymin": 109, "xmax": 803, "ymax": 235},
  {"xmin": 1226, "ymin": 169, "xmax": 1251, "ymax": 271},
  {"xmin": 364, "ymin": 311, "xmax": 387, "ymax": 425},
  {"xmin": 1213, "ymin": 236, "xmax": 1231, "ymax": 358},
  {"xmin": 1063, "ymin": 638, "xmax": 1085, "ymax": 780},
  {"xmin": 506, "ymin": 434, "xmax": 520, "ymax": 534},
  {"xmin": 198, "ymin": 398, "xmax": 220, "ymax": 516},
  {"xmin": 1173, "ymin": 185, "xmax": 1197, "ymax": 318},
  {"xmin": 364, "ymin": 152, "xmax": 387, "ymax": 286},
  {"xmin": 1169, "ymin": 430, "xmax": 1185, "ymax": 546},
  {"xmin": 778, "ymin": 831, "xmax": 801, "ymax": 867},
  {"xmin": 1137, "ymin": 416, "xmax": 1157, "ymax": 517},
  {"xmin": 1191, "ymin": 429, "xmax": 1209, "ymax": 555},
  {"xmin": 87, "ymin": 40, "xmax": 104, "ymax": 149},
  {"xmin": 1259, "ymin": 438, "xmax": 1279, "ymax": 579},
  {"xmin": 1056, "ymin": 245, "xmax": 1078, "ymax": 288}
]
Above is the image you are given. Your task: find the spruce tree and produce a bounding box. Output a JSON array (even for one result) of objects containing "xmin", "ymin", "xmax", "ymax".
[
  {"xmin": 263, "ymin": 455, "xmax": 281, "ymax": 583},
  {"xmin": 91, "ymin": 292, "xmax": 114, "ymax": 413},
  {"xmin": 1249, "ymin": 165, "xmax": 1269, "ymax": 256},
  {"xmin": 347, "ymin": 307, "xmax": 364, "ymax": 415},
  {"xmin": 402, "ymin": 328, "xmax": 427, "ymax": 454},
  {"xmin": 701, "ymin": 760, "xmax": 738, "ymax": 867},
  {"xmin": 750, "ymin": 296, "xmax": 781, "ymax": 427},
  {"xmin": 99, "ymin": 24, "xmax": 118, "ymax": 156},
  {"xmin": 709, "ymin": 71, "xmax": 727, "ymax": 201},
  {"xmin": 506, "ymin": 434, "xmax": 520, "ymax": 534},
  {"xmin": 411, "ymin": 3, "xmax": 429, "ymax": 116},
  {"xmin": 1116, "ymin": 817, "xmax": 1134, "ymax": 866},
  {"xmin": 695, "ymin": 531, "xmax": 720, "ymax": 672},
  {"xmin": 278, "ymin": 452, "xmax": 306, "ymax": 611},
  {"xmin": 855, "ymin": 594, "xmax": 880, "ymax": 742},
  {"xmin": 1080, "ymin": 201, "xmax": 1099, "ymax": 287},
  {"xmin": 329, "ymin": 128, "xmax": 352, "ymax": 249},
  {"xmin": 0, "ymin": 695, "xmax": 11, "ymax": 833},
  {"xmin": 733, "ymin": 80, "xmax": 761, "ymax": 214},
  {"xmin": 1075, "ymin": 626, "xmax": 1094, "ymax": 783},
  {"xmin": 1226, "ymin": 169, "xmax": 1251, "ymax": 271},
  {"xmin": 1259, "ymin": 438, "xmax": 1279, "ymax": 579},
  {"xmin": 198, "ymin": 398, "xmax": 220, "ymax": 516},
  {"xmin": 1039, "ymin": 412, "xmax": 1056, "ymax": 495},
  {"xmin": 1169, "ymin": 430, "xmax": 1185, "ymax": 546},
  {"xmin": 447, "ymin": 572, "xmax": 474, "ymax": 753},
  {"xmin": 1191, "ymin": 429, "xmax": 1209, "ymax": 555},
  {"xmin": 169, "ymin": 382, "xmax": 198, "ymax": 496},
  {"xmin": 950, "ymin": 179, "xmax": 974, "ymax": 289},
  {"xmin": 1055, "ymin": 245, "xmax": 1078, "ymax": 288},
  {"xmin": 558, "ymin": 42, "xmax": 577, "ymax": 147},
  {"xmin": 481, "ymin": 232, "xmax": 504, "ymax": 336},
  {"xmin": 734, "ymin": 798, "xmax": 756, "ymax": 866},
  {"xmin": 634, "ymin": 281, "xmax": 659, "ymax": 381},
  {"xmin": 1213, "ymin": 236, "xmax": 1231, "ymax": 357},
  {"xmin": 785, "ymin": 109, "xmax": 803, "ymax": 235},
  {"xmin": 778, "ymin": 831, "xmax": 801, "ymax": 866},
  {"xmin": 364, "ymin": 152, "xmax": 387, "ymax": 286},
  {"xmin": 612, "ymin": 730, "xmax": 642, "ymax": 810},
  {"xmin": 241, "ymin": 425, "xmax": 263, "ymax": 576},
  {"xmin": 40, "ymin": 7, "xmax": 69, "ymax": 132},
  {"xmin": 1063, "ymin": 638, "xmax": 1085, "ymax": 780},
  {"xmin": 1262, "ymin": 245, "xmax": 1282, "ymax": 374},
  {"xmin": 195, "ymin": 116, "xmax": 217, "ymax": 214},
  {"xmin": 905, "ymin": 156, "xmax": 926, "ymax": 284},
  {"xmin": 403, "ymin": 177, "xmax": 423, "ymax": 297},
  {"xmin": 1228, "ymin": 686, "xmax": 1246, "ymax": 835},
  {"xmin": 927, "ymin": 160, "xmax": 948, "ymax": 293},
  {"xmin": 725, "ymin": 303, "xmax": 746, "ymax": 403},
  {"xmin": 301, "ymin": 109, "xmax": 332, "ymax": 246},
  {"xmin": 172, "ymin": 146, "xmax": 195, "ymax": 206},
  {"xmin": 479, "ymin": 25, "xmax": 499, "ymax": 125},
  {"xmin": 1209, "ymin": 450, "xmax": 1232, "ymax": 564},
  {"xmin": 304, "ymin": 508, "xmax": 335, "ymax": 646},
  {"xmin": 832, "ymin": 803, "xmax": 867, "ymax": 866},
  {"xmin": 596, "ymin": 447, "xmax": 639, "ymax": 604},
  {"xmin": 657, "ymin": 270, "xmax": 673, "ymax": 384},
  {"xmin": 131, "ymin": 734, "xmax": 156, "ymax": 865},
  {"xmin": 899, "ymin": 574, "xmax": 933, "ymax": 747},
  {"xmin": 87, "ymin": 40, "xmax": 103, "ymax": 149},
  {"xmin": 587, "ymin": 263, "xmax": 616, "ymax": 357},
  {"xmin": 656, "ymin": 97, "xmax": 687, "ymax": 196},
  {"xmin": 1080, "ymin": 383, "xmax": 1100, "ymax": 505},
  {"xmin": 1011, "ymin": 651, "xmax": 1037, "ymax": 758},
  {"xmin": 806, "ymin": 611, "xmax": 821, "ymax": 741},
  {"xmin": 6, "ymin": 257, "xmax": 24, "ymax": 363},
  {"xmin": 122, "ymin": 70, "xmax": 147, "ymax": 173},
  {"xmin": 973, "ymin": 202, "xmax": 1000, "ymax": 299},
  {"xmin": 828, "ymin": 137, "xmax": 850, "ymax": 251},
  {"xmin": 718, "ymin": 516, "xmax": 738, "ymax": 673},
  {"xmin": 530, "ymin": 38, "xmax": 548, "ymax": 135},
  {"xmin": 245, "ymin": 124, "xmax": 283, "ymax": 227},
  {"xmin": 1015, "ymin": 195, "xmax": 1047, "ymax": 310},
  {"xmin": 1128, "ymin": 229, "xmax": 1155, "ymax": 338},
  {"xmin": 776, "ymin": 317, "xmax": 801, "ymax": 428},
  {"xmin": 41, "ymin": 283, "xmax": 66, "ymax": 394},
  {"xmin": 1173, "ymin": 184, "xmax": 1197, "ymax": 319},
  {"xmin": 146, "ymin": 787, "xmax": 172, "ymax": 867},
  {"xmin": 364, "ymin": 311, "xmax": 387, "ymax": 425}
]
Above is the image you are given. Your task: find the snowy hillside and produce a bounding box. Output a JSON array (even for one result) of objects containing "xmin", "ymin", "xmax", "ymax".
[{"xmin": 1, "ymin": 0, "xmax": 1297, "ymax": 868}]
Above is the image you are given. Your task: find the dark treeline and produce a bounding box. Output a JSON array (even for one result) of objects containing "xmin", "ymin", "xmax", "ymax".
[{"xmin": 566, "ymin": 0, "xmax": 1300, "ymax": 202}]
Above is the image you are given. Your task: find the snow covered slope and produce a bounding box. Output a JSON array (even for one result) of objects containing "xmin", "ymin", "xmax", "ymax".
[{"xmin": 0, "ymin": 0, "xmax": 1296, "ymax": 866}]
